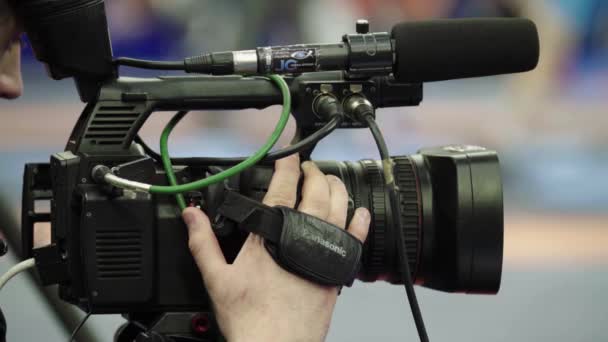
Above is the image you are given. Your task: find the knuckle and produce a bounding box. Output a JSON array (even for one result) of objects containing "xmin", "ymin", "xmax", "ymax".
[
  {"xmin": 188, "ymin": 236, "xmax": 202, "ymax": 257},
  {"xmin": 308, "ymin": 197, "xmax": 327, "ymax": 211},
  {"xmin": 266, "ymin": 193, "xmax": 295, "ymax": 207},
  {"xmin": 328, "ymin": 216, "xmax": 346, "ymax": 229},
  {"xmin": 281, "ymin": 167, "xmax": 300, "ymax": 182},
  {"xmin": 277, "ymin": 156, "xmax": 301, "ymax": 175},
  {"xmin": 305, "ymin": 176, "xmax": 325, "ymax": 189},
  {"xmin": 329, "ymin": 176, "xmax": 347, "ymax": 194},
  {"xmin": 326, "ymin": 174, "xmax": 342, "ymax": 184},
  {"xmin": 197, "ymin": 212, "xmax": 212, "ymax": 226},
  {"xmin": 302, "ymin": 197, "xmax": 328, "ymax": 218}
]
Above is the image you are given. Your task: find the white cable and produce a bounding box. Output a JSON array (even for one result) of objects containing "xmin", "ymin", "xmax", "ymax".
[
  {"xmin": 104, "ymin": 173, "xmax": 151, "ymax": 192},
  {"xmin": 0, "ymin": 258, "xmax": 36, "ymax": 291}
]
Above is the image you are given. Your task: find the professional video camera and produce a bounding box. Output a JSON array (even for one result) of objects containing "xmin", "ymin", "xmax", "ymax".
[{"xmin": 8, "ymin": 0, "xmax": 539, "ymax": 341}]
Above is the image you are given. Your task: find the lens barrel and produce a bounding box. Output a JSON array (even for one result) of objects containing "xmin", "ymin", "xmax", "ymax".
[{"xmin": 315, "ymin": 145, "xmax": 503, "ymax": 294}]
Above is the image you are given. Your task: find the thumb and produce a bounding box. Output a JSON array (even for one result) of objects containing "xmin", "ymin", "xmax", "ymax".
[{"xmin": 183, "ymin": 207, "xmax": 227, "ymax": 280}]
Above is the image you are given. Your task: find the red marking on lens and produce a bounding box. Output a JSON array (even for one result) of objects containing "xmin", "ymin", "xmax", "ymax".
[{"xmin": 191, "ymin": 313, "xmax": 210, "ymax": 335}]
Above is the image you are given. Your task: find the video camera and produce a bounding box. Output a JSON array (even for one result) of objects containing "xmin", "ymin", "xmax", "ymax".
[{"xmin": 13, "ymin": 0, "xmax": 539, "ymax": 341}]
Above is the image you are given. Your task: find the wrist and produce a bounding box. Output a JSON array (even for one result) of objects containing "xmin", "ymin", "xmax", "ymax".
[
  {"xmin": 232, "ymin": 338, "xmax": 322, "ymax": 342},
  {"xmin": 229, "ymin": 329, "xmax": 326, "ymax": 342}
]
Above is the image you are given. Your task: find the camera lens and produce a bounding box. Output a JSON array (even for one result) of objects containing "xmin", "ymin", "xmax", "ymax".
[
  {"xmin": 315, "ymin": 145, "xmax": 503, "ymax": 294},
  {"xmin": 235, "ymin": 145, "xmax": 503, "ymax": 293}
]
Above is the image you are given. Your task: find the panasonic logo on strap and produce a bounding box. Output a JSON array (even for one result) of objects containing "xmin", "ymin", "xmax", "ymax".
[{"xmin": 308, "ymin": 234, "xmax": 347, "ymax": 258}]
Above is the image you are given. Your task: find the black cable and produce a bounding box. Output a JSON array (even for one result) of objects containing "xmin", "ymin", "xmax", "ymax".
[
  {"xmin": 364, "ymin": 116, "xmax": 389, "ymax": 161},
  {"xmin": 114, "ymin": 57, "xmax": 185, "ymax": 70},
  {"xmin": 134, "ymin": 115, "xmax": 343, "ymax": 166},
  {"xmin": 68, "ymin": 311, "xmax": 91, "ymax": 342},
  {"xmin": 262, "ymin": 114, "xmax": 342, "ymax": 161},
  {"xmin": 134, "ymin": 135, "xmax": 162, "ymax": 161},
  {"xmin": 363, "ymin": 114, "xmax": 430, "ymax": 342}
]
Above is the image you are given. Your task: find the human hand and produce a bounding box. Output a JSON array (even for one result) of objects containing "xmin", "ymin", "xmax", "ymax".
[{"xmin": 183, "ymin": 153, "xmax": 371, "ymax": 342}]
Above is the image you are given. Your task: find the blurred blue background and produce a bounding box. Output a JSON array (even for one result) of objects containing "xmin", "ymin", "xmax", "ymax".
[{"xmin": 1, "ymin": 0, "xmax": 607, "ymax": 341}]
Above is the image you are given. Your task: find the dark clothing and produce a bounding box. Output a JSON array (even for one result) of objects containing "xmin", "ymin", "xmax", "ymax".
[{"xmin": 0, "ymin": 308, "xmax": 6, "ymax": 342}]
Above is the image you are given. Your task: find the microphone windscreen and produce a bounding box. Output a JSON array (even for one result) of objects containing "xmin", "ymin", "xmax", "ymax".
[
  {"xmin": 15, "ymin": 0, "xmax": 114, "ymax": 101},
  {"xmin": 391, "ymin": 18, "xmax": 539, "ymax": 82}
]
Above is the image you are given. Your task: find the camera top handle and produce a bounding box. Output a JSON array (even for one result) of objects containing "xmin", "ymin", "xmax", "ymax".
[{"xmin": 66, "ymin": 72, "xmax": 421, "ymax": 158}]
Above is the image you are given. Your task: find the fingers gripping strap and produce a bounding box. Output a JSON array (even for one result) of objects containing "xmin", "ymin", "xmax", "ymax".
[
  {"xmin": 276, "ymin": 207, "xmax": 363, "ymax": 286},
  {"xmin": 217, "ymin": 191, "xmax": 363, "ymax": 286},
  {"xmin": 217, "ymin": 191, "xmax": 283, "ymax": 243}
]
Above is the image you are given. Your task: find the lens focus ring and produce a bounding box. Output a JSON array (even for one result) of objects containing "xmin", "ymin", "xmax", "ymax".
[
  {"xmin": 393, "ymin": 156, "xmax": 420, "ymax": 280},
  {"xmin": 361, "ymin": 160, "xmax": 387, "ymax": 275}
]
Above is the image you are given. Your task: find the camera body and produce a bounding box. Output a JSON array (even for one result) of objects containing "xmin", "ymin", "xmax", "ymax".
[
  {"xmin": 24, "ymin": 72, "xmax": 460, "ymax": 315},
  {"xmin": 23, "ymin": 72, "xmax": 503, "ymax": 317}
]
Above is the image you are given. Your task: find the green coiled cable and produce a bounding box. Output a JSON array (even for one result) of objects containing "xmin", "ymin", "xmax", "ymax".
[{"xmin": 157, "ymin": 74, "xmax": 291, "ymax": 209}]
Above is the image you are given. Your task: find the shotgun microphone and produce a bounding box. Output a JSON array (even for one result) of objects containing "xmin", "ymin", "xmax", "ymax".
[{"xmin": 176, "ymin": 17, "xmax": 539, "ymax": 82}]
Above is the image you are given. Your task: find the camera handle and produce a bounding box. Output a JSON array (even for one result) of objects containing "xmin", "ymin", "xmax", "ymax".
[{"xmin": 62, "ymin": 72, "xmax": 420, "ymax": 158}]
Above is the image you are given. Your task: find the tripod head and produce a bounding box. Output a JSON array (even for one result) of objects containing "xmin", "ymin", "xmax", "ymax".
[{"xmin": 115, "ymin": 312, "xmax": 217, "ymax": 342}]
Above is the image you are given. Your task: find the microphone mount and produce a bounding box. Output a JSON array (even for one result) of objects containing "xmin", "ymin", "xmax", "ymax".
[{"xmin": 341, "ymin": 21, "xmax": 393, "ymax": 76}]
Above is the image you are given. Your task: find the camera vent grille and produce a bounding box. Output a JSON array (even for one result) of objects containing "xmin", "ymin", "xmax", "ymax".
[
  {"xmin": 95, "ymin": 230, "xmax": 143, "ymax": 279},
  {"xmin": 86, "ymin": 105, "xmax": 139, "ymax": 145}
]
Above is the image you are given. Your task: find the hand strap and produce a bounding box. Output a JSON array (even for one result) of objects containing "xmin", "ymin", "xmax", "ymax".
[{"xmin": 217, "ymin": 191, "xmax": 362, "ymax": 286}]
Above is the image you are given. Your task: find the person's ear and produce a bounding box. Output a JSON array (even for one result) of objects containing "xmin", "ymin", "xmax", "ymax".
[{"xmin": 0, "ymin": 40, "xmax": 22, "ymax": 99}]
